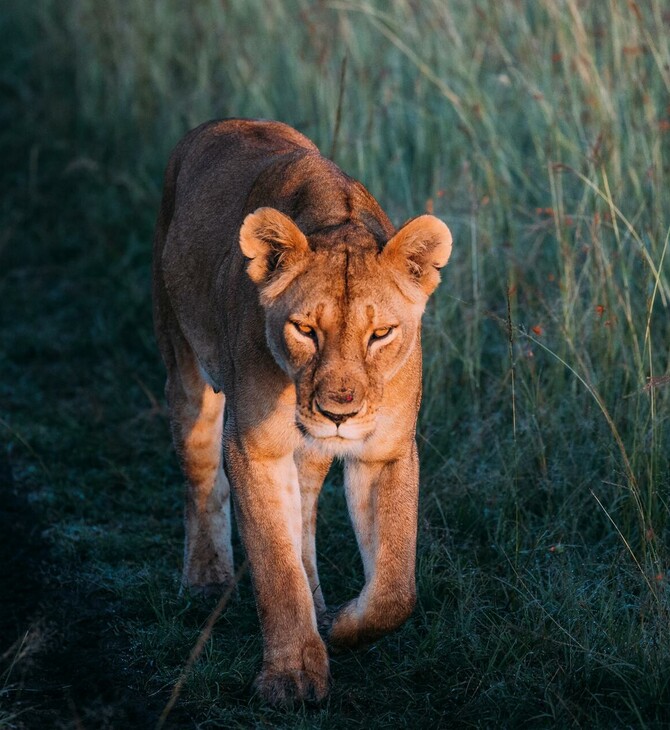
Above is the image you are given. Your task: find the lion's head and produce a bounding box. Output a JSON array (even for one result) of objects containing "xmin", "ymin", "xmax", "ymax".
[{"xmin": 240, "ymin": 207, "xmax": 452, "ymax": 454}]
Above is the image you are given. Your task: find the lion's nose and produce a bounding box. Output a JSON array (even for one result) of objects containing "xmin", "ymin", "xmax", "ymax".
[
  {"xmin": 316, "ymin": 403, "xmax": 359, "ymax": 425},
  {"xmin": 314, "ymin": 373, "xmax": 367, "ymax": 420}
]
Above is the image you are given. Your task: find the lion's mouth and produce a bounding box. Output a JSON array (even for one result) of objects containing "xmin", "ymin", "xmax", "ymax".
[{"xmin": 296, "ymin": 409, "xmax": 375, "ymax": 442}]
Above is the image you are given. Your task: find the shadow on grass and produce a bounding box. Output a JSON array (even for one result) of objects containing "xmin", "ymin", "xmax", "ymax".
[{"xmin": 0, "ymin": 447, "xmax": 194, "ymax": 729}]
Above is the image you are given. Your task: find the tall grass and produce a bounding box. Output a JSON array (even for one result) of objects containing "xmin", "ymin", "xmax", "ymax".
[{"xmin": 2, "ymin": 0, "xmax": 669, "ymax": 725}]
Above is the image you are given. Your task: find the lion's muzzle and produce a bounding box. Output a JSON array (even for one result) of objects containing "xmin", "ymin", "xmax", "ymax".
[
  {"xmin": 313, "ymin": 369, "xmax": 367, "ymax": 416},
  {"xmin": 315, "ymin": 403, "xmax": 360, "ymax": 425},
  {"xmin": 297, "ymin": 400, "xmax": 376, "ymax": 446}
]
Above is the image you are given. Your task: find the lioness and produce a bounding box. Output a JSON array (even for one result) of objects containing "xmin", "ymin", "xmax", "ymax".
[{"xmin": 153, "ymin": 119, "xmax": 452, "ymax": 705}]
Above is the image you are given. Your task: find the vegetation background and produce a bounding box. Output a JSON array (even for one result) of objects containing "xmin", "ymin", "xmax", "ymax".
[{"xmin": 1, "ymin": 0, "xmax": 669, "ymax": 727}]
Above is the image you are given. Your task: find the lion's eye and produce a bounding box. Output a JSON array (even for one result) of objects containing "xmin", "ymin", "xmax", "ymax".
[
  {"xmin": 371, "ymin": 326, "xmax": 393, "ymax": 341},
  {"xmin": 293, "ymin": 321, "xmax": 316, "ymax": 339}
]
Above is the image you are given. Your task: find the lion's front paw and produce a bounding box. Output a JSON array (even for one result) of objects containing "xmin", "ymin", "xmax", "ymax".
[
  {"xmin": 328, "ymin": 600, "xmax": 363, "ymax": 650},
  {"xmin": 254, "ymin": 639, "xmax": 330, "ymax": 706},
  {"xmin": 329, "ymin": 591, "xmax": 416, "ymax": 650}
]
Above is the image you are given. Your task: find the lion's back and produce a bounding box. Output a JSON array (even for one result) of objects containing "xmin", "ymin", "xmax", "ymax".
[{"xmin": 172, "ymin": 118, "xmax": 319, "ymax": 188}]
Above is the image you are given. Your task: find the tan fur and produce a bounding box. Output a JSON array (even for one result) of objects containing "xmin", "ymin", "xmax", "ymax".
[{"xmin": 152, "ymin": 119, "xmax": 453, "ymax": 705}]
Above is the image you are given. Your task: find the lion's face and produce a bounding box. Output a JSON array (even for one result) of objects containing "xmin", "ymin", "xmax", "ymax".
[
  {"xmin": 265, "ymin": 248, "xmax": 425, "ymax": 450},
  {"xmin": 240, "ymin": 208, "xmax": 452, "ymax": 453}
]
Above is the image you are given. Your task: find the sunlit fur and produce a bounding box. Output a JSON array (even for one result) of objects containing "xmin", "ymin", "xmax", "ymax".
[
  {"xmin": 153, "ymin": 119, "xmax": 452, "ymax": 706},
  {"xmin": 259, "ymin": 241, "xmax": 434, "ymax": 457}
]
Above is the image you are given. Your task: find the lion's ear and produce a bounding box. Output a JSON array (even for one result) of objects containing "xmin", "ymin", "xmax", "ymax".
[
  {"xmin": 382, "ymin": 215, "xmax": 452, "ymax": 297},
  {"xmin": 239, "ymin": 207, "xmax": 309, "ymax": 290}
]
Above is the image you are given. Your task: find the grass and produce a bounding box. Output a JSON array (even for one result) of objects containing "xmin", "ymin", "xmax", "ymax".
[{"xmin": 1, "ymin": 0, "xmax": 669, "ymax": 726}]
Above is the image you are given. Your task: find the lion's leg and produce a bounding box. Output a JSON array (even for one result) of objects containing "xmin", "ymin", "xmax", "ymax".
[
  {"xmin": 295, "ymin": 448, "xmax": 332, "ymax": 620},
  {"xmin": 225, "ymin": 440, "xmax": 329, "ymax": 705},
  {"xmin": 329, "ymin": 444, "xmax": 419, "ymax": 649},
  {"xmin": 165, "ymin": 340, "xmax": 234, "ymax": 594}
]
